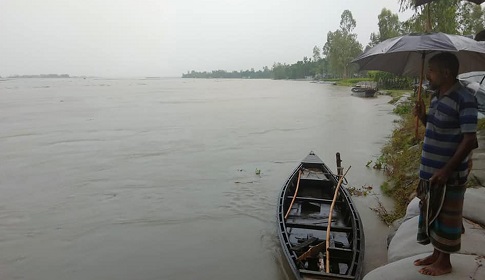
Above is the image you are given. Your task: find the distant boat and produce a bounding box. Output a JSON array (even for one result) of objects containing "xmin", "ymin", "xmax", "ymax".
[
  {"xmin": 351, "ymin": 82, "xmax": 377, "ymax": 98},
  {"xmin": 312, "ymin": 81, "xmax": 337, "ymax": 85},
  {"xmin": 351, "ymin": 86, "xmax": 377, "ymax": 97}
]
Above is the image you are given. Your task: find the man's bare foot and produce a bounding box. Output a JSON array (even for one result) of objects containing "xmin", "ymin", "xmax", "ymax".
[
  {"xmin": 414, "ymin": 251, "xmax": 439, "ymax": 266},
  {"xmin": 418, "ymin": 263, "xmax": 452, "ymax": 276},
  {"xmin": 418, "ymin": 252, "xmax": 452, "ymax": 276}
]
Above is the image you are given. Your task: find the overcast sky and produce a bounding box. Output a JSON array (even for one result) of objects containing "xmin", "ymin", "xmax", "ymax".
[{"xmin": 0, "ymin": 0, "xmax": 414, "ymax": 78}]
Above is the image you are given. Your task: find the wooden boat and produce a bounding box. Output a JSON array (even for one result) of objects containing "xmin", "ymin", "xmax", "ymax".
[
  {"xmin": 351, "ymin": 86, "xmax": 377, "ymax": 97},
  {"xmin": 351, "ymin": 82, "xmax": 377, "ymax": 97},
  {"xmin": 277, "ymin": 152, "xmax": 365, "ymax": 280}
]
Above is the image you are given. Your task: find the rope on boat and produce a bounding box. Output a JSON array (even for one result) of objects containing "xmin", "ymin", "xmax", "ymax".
[
  {"xmin": 326, "ymin": 166, "xmax": 351, "ymax": 273},
  {"xmin": 284, "ymin": 170, "xmax": 302, "ymax": 220}
]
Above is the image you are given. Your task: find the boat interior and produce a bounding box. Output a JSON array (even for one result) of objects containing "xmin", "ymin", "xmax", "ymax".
[{"xmin": 283, "ymin": 167, "xmax": 359, "ymax": 277}]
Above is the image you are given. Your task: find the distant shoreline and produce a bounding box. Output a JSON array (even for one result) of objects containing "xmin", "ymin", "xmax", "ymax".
[{"xmin": 6, "ymin": 74, "xmax": 70, "ymax": 78}]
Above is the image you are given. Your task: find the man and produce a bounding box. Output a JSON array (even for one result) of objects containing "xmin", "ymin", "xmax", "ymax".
[{"xmin": 413, "ymin": 52, "xmax": 478, "ymax": 276}]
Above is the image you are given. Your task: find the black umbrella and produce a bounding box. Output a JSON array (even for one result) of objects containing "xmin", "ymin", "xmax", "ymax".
[
  {"xmin": 352, "ymin": 32, "xmax": 485, "ymax": 137},
  {"xmin": 352, "ymin": 33, "xmax": 485, "ymax": 77}
]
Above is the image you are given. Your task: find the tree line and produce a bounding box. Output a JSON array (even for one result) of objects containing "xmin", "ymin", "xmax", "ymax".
[
  {"xmin": 8, "ymin": 74, "xmax": 70, "ymax": 78},
  {"xmin": 183, "ymin": 0, "xmax": 485, "ymax": 87},
  {"xmin": 182, "ymin": 67, "xmax": 272, "ymax": 79}
]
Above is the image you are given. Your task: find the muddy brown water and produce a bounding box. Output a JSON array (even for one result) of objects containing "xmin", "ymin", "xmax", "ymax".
[{"xmin": 0, "ymin": 78, "xmax": 398, "ymax": 280}]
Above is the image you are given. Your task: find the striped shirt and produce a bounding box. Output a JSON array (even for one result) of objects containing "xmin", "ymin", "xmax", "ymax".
[{"xmin": 420, "ymin": 82, "xmax": 478, "ymax": 184}]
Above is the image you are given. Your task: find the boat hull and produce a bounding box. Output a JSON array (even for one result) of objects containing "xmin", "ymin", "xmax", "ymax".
[
  {"xmin": 351, "ymin": 87, "xmax": 376, "ymax": 97},
  {"xmin": 277, "ymin": 152, "xmax": 365, "ymax": 280}
]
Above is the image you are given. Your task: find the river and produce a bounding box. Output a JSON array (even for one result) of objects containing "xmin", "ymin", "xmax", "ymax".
[{"xmin": 0, "ymin": 78, "xmax": 398, "ymax": 280}]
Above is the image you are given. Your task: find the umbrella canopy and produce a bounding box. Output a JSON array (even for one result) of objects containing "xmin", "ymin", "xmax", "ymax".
[
  {"xmin": 416, "ymin": 0, "xmax": 485, "ymax": 6},
  {"xmin": 351, "ymin": 32, "xmax": 485, "ymax": 77},
  {"xmin": 352, "ymin": 32, "xmax": 485, "ymax": 138}
]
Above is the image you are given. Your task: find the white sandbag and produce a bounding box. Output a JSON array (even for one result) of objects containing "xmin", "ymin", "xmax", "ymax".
[
  {"xmin": 388, "ymin": 216, "xmax": 485, "ymax": 263},
  {"xmin": 363, "ymin": 253, "xmax": 485, "ymax": 280},
  {"xmin": 463, "ymin": 187, "xmax": 485, "ymax": 225}
]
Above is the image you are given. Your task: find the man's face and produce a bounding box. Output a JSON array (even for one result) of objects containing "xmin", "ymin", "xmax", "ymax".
[{"xmin": 426, "ymin": 61, "xmax": 444, "ymax": 91}]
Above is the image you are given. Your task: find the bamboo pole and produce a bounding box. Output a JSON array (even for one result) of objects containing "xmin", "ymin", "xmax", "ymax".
[
  {"xmin": 325, "ymin": 166, "xmax": 351, "ymax": 273},
  {"xmin": 284, "ymin": 170, "xmax": 302, "ymax": 220}
]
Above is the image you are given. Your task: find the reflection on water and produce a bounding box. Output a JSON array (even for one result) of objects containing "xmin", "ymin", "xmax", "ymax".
[{"xmin": 0, "ymin": 78, "xmax": 398, "ymax": 280}]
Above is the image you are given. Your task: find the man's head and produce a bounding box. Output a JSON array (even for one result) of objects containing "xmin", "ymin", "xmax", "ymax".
[
  {"xmin": 426, "ymin": 52, "xmax": 459, "ymax": 91},
  {"xmin": 475, "ymin": 29, "xmax": 485, "ymax": 41}
]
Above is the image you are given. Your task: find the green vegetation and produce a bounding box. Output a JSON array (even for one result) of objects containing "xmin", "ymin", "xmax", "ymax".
[
  {"xmin": 182, "ymin": 68, "xmax": 272, "ymax": 79},
  {"xmin": 478, "ymin": 118, "xmax": 485, "ymax": 130},
  {"xmin": 377, "ymin": 94, "xmax": 425, "ymax": 224},
  {"xmin": 393, "ymin": 99, "xmax": 413, "ymax": 116},
  {"xmin": 386, "ymin": 90, "xmax": 412, "ymax": 99},
  {"xmin": 369, "ymin": 71, "xmax": 413, "ymax": 90},
  {"xmin": 369, "ymin": 8, "xmax": 402, "ymax": 48},
  {"xmin": 323, "ymin": 10, "xmax": 362, "ymax": 79},
  {"xmin": 8, "ymin": 74, "xmax": 70, "ymax": 78},
  {"xmin": 329, "ymin": 78, "xmax": 374, "ymax": 87},
  {"xmin": 272, "ymin": 58, "xmax": 327, "ymax": 80},
  {"xmin": 184, "ymin": 58, "xmax": 326, "ymax": 80},
  {"xmin": 399, "ymin": 0, "xmax": 485, "ymax": 34}
]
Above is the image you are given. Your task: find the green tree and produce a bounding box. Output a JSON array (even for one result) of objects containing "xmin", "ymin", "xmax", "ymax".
[
  {"xmin": 340, "ymin": 10, "xmax": 356, "ymax": 33},
  {"xmin": 458, "ymin": 3, "xmax": 485, "ymax": 36},
  {"xmin": 399, "ymin": 0, "xmax": 473, "ymax": 34},
  {"xmin": 369, "ymin": 8, "xmax": 402, "ymax": 47},
  {"xmin": 313, "ymin": 46, "xmax": 321, "ymax": 62},
  {"xmin": 323, "ymin": 10, "xmax": 363, "ymax": 78},
  {"xmin": 366, "ymin": 8, "xmax": 408, "ymax": 88}
]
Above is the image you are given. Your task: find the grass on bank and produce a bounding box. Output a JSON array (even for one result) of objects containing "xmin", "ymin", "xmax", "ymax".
[
  {"xmin": 375, "ymin": 93, "xmax": 425, "ymax": 225},
  {"xmin": 479, "ymin": 118, "xmax": 485, "ymax": 130}
]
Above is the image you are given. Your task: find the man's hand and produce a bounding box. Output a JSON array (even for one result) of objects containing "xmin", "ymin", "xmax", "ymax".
[
  {"xmin": 414, "ymin": 98, "xmax": 426, "ymax": 125},
  {"xmin": 430, "ymin": 133, "xmax": 477, "ymax": 186},
  {"xmin": 429, "ymin": 168, "xmax": 451, "ymax": 186}
]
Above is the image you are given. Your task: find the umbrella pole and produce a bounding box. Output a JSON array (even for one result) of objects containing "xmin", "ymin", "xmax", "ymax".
[
  {"xmin": 425, "ymin": 4, "xmax": 431, "ymax": 32},
  {"xmin": 415, "ymin": 53, "xmax": 426, "ymax": 139}
]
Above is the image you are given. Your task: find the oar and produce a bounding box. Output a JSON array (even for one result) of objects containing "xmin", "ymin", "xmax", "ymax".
[
  {"xmin": 325, "ymin": 166, "xmax": 351, "ymax": 273},
  {"xmin": 284, "ymin": 170, "xmax": 302, "ymax": 220},
  {"xmin": 296, "ymin": 240, "xmax": 326, "ymax": 262}
]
